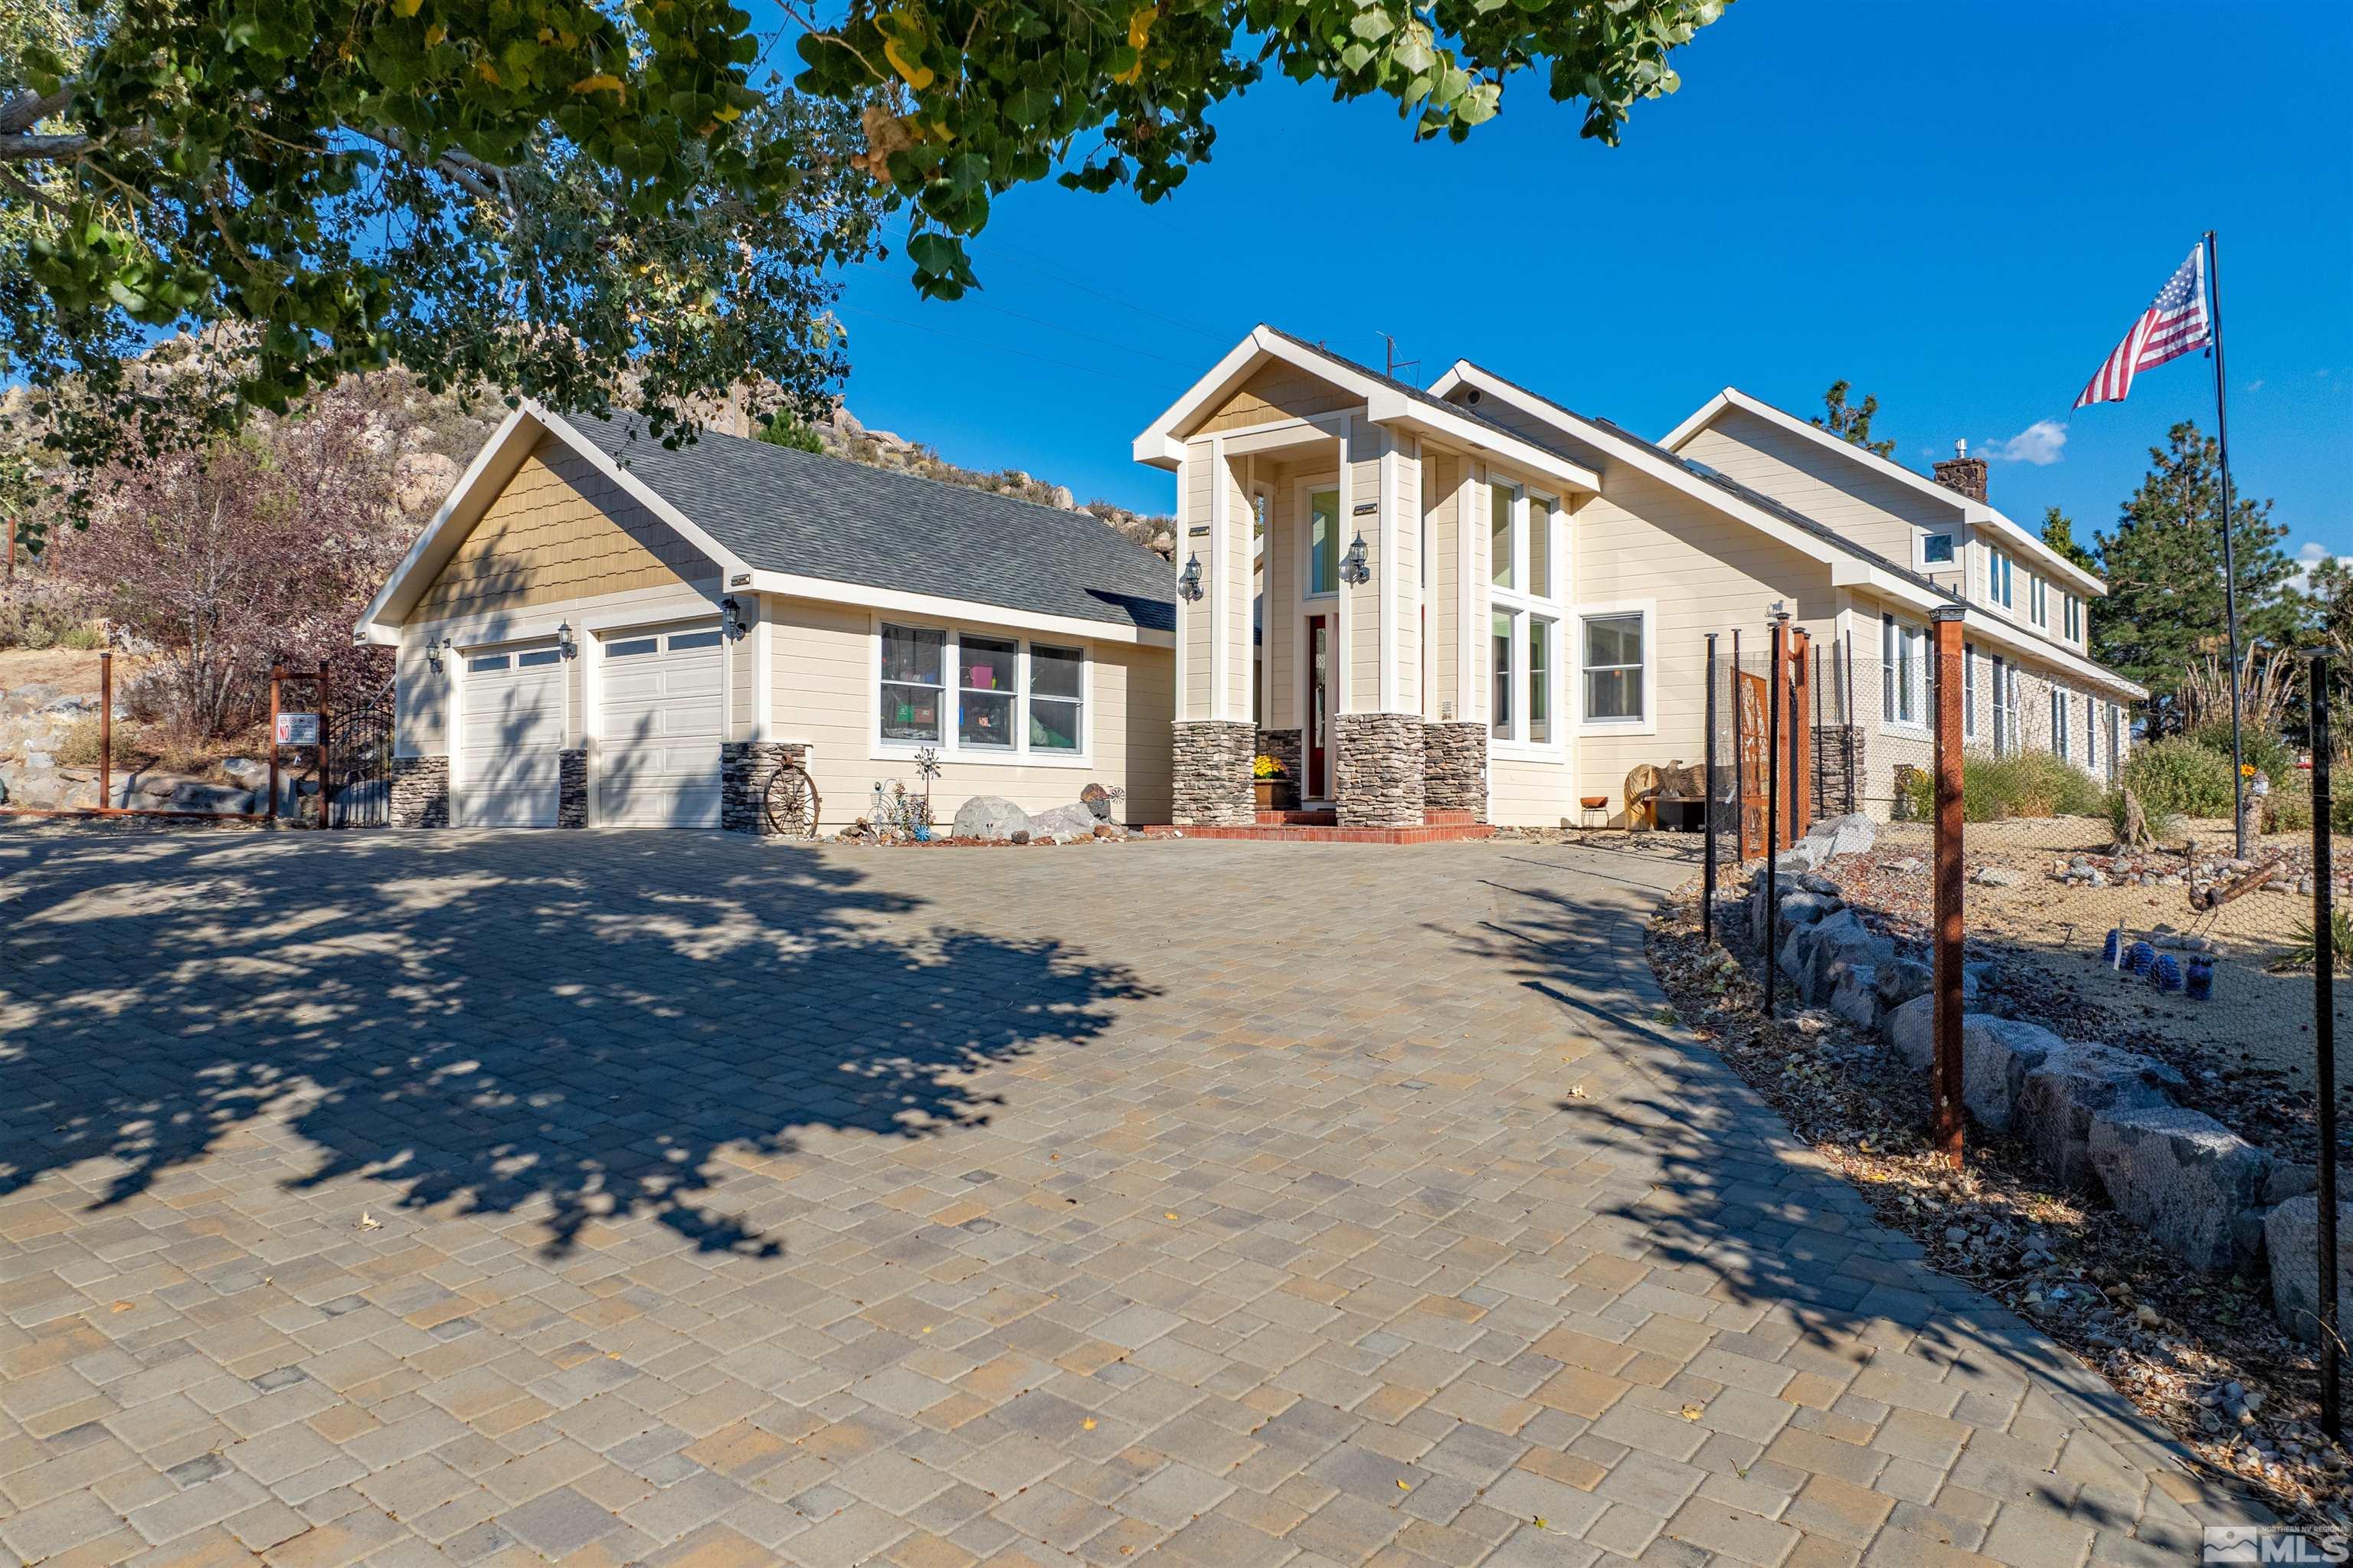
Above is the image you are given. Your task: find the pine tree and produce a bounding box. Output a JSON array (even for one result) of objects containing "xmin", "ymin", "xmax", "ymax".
[
  {"xmin": 2092, "ymin": 421, "xmax": 2299, "ymax": 734},
  {"xmin": 1811, "ymin": 381, "xmax": 1896, "ymax": 458},
  {"xmin": 2040, "ymin": 506, "xmax": 2099, "ymax": 574}
]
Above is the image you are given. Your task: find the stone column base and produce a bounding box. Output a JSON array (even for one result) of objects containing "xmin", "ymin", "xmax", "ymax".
[
  {"xmin": 558, "ymin": 749, "xmax": 587, "ymax": 828},
  {"xmin": 1422, "ymin": 722, "xmax": 1487, "ymax": 820},
  {"xmin": 722, "ymin": 741, "xmax": 813, "ymax": 834},
  {"xmin": 1335, "ymin": 712, "xmax": 1427, "ymax": 827},
  {"xmin": 1172, "ymin": 720, "xmax": 1256, "ymax": 826},
  {"xmin": 389, "ymin": 756, "xmax": 450, "ymax": 828}
]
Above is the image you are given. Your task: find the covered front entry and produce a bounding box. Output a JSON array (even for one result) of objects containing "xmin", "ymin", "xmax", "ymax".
[
  {"xmin": 458, "ymin": 643, "xmax": 565, "ymax": 827},
  {"xmin": 597, "ymin": 624, "xmax": 724, "ymax": 827}
]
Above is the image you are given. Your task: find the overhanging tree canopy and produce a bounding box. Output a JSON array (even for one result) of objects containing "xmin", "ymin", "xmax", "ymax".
[{"xmin": 0, "ymin": 0, "xmax": 1730, "ymax": 530}]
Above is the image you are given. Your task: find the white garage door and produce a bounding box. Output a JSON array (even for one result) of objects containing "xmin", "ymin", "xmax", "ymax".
[
  {"xmin": 459, "ymin": 644, "xmax": 565, "ymax": 827},
  {"xmin": 598, "ymin": 626, "xmax": 723, "ymax": 827}
]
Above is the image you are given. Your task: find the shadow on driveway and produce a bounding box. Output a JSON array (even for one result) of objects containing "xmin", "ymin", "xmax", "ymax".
[{"xmin": 0, "ymin": 830, "xmax": 1153, "ymax": 1256}]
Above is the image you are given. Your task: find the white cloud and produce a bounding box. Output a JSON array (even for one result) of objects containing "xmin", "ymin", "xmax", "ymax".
[
  {"xmin": 1978, "ymin": 419, "xmax": 2069, "ymax": 466},
  {"xmin": 2246, "ymin": 378, "xmax": 2265, "ymax": 393},
  {"xmin": 2291, "ymin": 540, "xmax": 2353, "ymax": 594}
]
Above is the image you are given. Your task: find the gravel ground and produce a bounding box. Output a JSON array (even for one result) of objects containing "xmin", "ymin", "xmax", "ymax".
[{"xmin": 1648, "ymin": 882, "xmax": 2353, "ymax": 1531}]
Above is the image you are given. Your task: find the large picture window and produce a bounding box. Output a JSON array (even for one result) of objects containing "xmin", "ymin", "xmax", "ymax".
[
  {"xmin": 1582, "ymin": 614, "xmax": 1644, "ymax": 723},
  {"xmin": 878, "ymin": 624, "xmax": 1087, "ymax": 761},
  {"xmin": 880, "ymin": 624, "xmax": 945, "ymax": 742}
]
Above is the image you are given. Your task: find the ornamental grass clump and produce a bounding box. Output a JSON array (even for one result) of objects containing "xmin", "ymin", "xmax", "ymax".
[{"xmin": 1899, "ymin": 747, "xmax": 2106, "ymax": 823}]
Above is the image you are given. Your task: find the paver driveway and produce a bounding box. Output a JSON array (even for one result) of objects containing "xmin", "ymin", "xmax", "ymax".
[{"xmin": 0, "ymin": 830, "xmax": 2263, "ymax": 1568}]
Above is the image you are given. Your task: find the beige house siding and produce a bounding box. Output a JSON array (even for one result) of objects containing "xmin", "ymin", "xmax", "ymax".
[
  {"xmin": 767, "ymin": 594, "xmax": 1173, "ymax": 830},
  {"xmin": 1196, "ymin": 365, "xmax": 1358, "ymax": 435},
  {"xmin": 1263, "ymin": 466, "xmax": 1298, "ymax": 733},
  {"xmin": 1425, "ymin": 452, "xmax": 1461, "ymax": 716},
  {"xmin": 1390, "ymin": 440, "xmax": 1422, "ymax": 715},
  {"xmin": 1343, "ymin": 434, "xmax": 1383, "ymax": 711},
  {"xmin": 1222, "ymin": 457, "xmax": 1254, "ymax": 720},
  {"xmin": 1180, "ymin": 440, "xmax": 1214, "ymax": 719},
  {"xmin": 414, "ymin": 437, "xmax": 709, "ymax": 621},
  {"xmin": 1674, "ymin": 410, "xmax": 1965, "ymax": 591}
]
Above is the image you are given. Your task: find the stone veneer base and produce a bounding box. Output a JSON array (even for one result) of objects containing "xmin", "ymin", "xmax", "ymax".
[
  {"xmin": 558, "ymin": 750, "xmax": 587, "ymax": 829},
  {"xmin": 1171, "ymin": 720, "xmax": 1257, "ymax": 827},
  {"xmin": 389, "ymin": 756, "xmax": 450, "ymax": 828},
  {"xmin": 722, "ymin": 741, "xmax": 813, "ymax": 835},
  {"xmin": 1422, "ymin": 722, "xmax": 1487, "ymax": 820},
  {"xmin": 1334, "ymin": 712, "xmax": 1427, "ymax": 828}
]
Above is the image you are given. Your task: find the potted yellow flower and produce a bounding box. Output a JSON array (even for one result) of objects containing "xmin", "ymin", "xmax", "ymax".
[{"xmin": 1252, "ymin": 753, "xmax": 1297, "ymax": 811}]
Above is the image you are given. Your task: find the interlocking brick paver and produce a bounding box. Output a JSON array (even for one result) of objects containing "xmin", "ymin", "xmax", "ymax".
[{"xmin": 0, "ymin": 833, "xmax": 2275, "ymax": 1566}]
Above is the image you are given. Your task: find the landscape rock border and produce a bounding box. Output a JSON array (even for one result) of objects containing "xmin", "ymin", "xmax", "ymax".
[{"xmin": 1726, "ymin": 812, "xmax": 2346, "ymax": 1342}]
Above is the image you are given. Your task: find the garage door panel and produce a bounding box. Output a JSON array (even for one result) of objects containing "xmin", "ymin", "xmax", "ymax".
[
  {"xmin": 460, "ymin": 646, "xmax": 564, "ymax": 827},
  {"xmin": 597, "ymin": 625, "xmax": 722, "ymax": 828}
]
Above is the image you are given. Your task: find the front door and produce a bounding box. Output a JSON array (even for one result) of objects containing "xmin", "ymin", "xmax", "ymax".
[{"xmin": 1307, "ymin": 614, "xmax": 1331, "ymax": 800}]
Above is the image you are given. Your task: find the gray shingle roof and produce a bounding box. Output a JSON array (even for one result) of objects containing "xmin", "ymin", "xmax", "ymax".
[{"xmin": 563, "ymin": 414, "xmax": 1175, "ymax": 636}]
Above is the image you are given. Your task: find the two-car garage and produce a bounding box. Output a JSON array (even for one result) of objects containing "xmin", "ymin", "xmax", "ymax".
[{"xmin": 453, "ymin": 623, "xmax": 723, "ymax": 828}]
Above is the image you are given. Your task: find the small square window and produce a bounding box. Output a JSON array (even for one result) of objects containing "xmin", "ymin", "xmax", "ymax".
[{"xmin": 1921, "ymin": 533, "xmax": 1955, "ymax": 565}]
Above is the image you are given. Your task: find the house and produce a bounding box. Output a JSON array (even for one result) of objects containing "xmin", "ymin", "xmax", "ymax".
[
  {"xmin": 355, "ymin": 404, "xmax": 1175, "ymax": 832},
  {"xmin": 1134, "ymin": 326, "xmax": 2145, "ymax": 830}
]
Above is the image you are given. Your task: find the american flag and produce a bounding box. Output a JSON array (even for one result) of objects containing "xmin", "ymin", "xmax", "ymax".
[{"xmin": 2074, "ymin": 245, "xmax": 2211, "ymax": 408}]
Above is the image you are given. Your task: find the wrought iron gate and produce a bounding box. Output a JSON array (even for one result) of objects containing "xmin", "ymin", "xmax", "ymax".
[{"xmin": 330, "ymin": 678, "xmax": 394, "ymax": 827}]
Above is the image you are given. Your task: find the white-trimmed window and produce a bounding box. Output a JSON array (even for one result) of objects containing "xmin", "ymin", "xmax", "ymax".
[
  {"xmin": 1491, "ymin": 481, "xmax": 1573, "ymax": 748},
  {"xmin": 1990, "ymin": 655, "xmax": 2011, "ymax": 754},
  {"xmin": 1919, "ymin": 532, "xmax": 1957, "ymax": 570},
  {"xmin": 2086, "ymin": 693, "xmax": 2099, "ymax": 775},
  {"xmin": 2052, "ymin": 685, "xmax": 2070, "ymax": 760},
  {"xmin": 2064, "ymin": 594, "xmax": 2083, "ymax": 642},
  {"xmin": 877, "ymin": 622, "xmax": 1088, "ymax": 763},
  {"xmin": 2031, "ymin": 576, "xmax": 2048, "ymax": 627},
  {"xmin": 880, "ymin": 624, "xmax": 946, "ymax": 742},
  {"xmin": 1988, "ymin": 549, "xmax": 2015, "ymax": 609},
  {"xmin": 1963, "ymin": 643, "xmax": 1978, "ymax": 740},
  {"xmin": 1881, "ymin": 614, "xmax": 1926, "ymax": 728},
  {"xmin": 1581, "ymin": 613, "xmax": 1644, "ymax": 725}
]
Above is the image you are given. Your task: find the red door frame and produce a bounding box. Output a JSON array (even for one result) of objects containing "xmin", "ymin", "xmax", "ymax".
[{"xmin": 1307, "ymin": 613, "xmax": 1330, "ymax": 800}]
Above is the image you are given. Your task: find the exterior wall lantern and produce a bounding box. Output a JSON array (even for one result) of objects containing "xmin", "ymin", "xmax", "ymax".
[
  {"xmin": 1339, "ymin": 533, "xmax": 1371, "ymax": 587},
  {"xmin": 556, "ymin": 620, "xmax": 578, "ymax": 660},
  {"xmin": 1176, "ymin": 553, "xmax": 1204, "ymax": 603},
  {"xmin": 426, "ymin": 635, "xmax": 451, "ymax": 675},
  {"xmin": 720, "ymin": 596, "xmax": 746, "ymax": 640}
]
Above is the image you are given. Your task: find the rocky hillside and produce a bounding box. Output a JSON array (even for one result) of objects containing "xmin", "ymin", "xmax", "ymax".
[{"xmin": 798, "ymin": 404, "xmax": 1176, "ymax": 559}]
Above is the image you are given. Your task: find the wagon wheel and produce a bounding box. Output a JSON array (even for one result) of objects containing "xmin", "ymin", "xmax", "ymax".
[{"xmin": 763, "ymin": 761, "xmax": 822, "ymax": 839}]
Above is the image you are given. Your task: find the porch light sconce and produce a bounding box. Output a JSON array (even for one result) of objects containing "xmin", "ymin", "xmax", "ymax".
[
  {"xmin": 556, "ymin": 621, "xmax": 577, "ymax": 660},
  {"xmin": 720, "ymin": 596, "xmax": 746, "ymax": 640},
  {"xmin": 1176, "ymin": 553, "xmax": 1204, "ymax": 603},
  {"xmin": 1339, "ymin": 533, "xmax": 1371, "ymax": 587},
  {"xmin": 426, "ymin": 635, "xmax": 450, "ymax": 676},
  {"xmin": 1769, "ymin": 601, "xmax": 1789, "ymax": 623}
]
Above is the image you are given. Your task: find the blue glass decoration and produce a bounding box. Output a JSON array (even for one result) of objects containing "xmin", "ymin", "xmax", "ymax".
[
  {"xmin": 2126, "ymin": 940, "xmax": 2157, "ymax": 977},
  {"xmin": 2149, "ymin": 953, "xmax": 2184, "ymax": 992},
  {"xmin": 2185, "ymin": 954, "xmax": 2214, "ymax": 1001},
  {"xmin": 2102, "ymin": 929, "xmax": 2121, "ymax": 966}
]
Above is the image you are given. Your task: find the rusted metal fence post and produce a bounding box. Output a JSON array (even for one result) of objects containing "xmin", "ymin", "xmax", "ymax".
[
  {"xmin": 267, "ymin": 665, "xmax": 283, "ymax": 823},
  {"xmin": 1930, "ymin": 605, "xmax": 1967, "ymax": 1168},
  {"xmin": 1703, "ymin": 633, "xmax": 1720, "ymax": 948},
  {"xmin": 98, "ymin": 649, "xmax": 113, "ymax": 814},
  {"xmin": 2313, "ymin": 652, "xmax": 2340, "ymax": 1438}
]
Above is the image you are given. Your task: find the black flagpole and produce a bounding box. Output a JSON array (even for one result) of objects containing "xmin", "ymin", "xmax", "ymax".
[{"xmin": 2207, "ymin": 229, "xmax": 2248, "ymax": 857}]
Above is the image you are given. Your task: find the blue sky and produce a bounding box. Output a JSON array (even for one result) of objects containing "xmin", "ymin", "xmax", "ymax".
[{"xmin": 826, "ymin": 2, "xmax": 2351, "ymax": 569}]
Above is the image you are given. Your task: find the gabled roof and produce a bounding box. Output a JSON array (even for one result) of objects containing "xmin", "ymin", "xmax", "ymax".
[
  {"xmin": 1132, "ymin": 324, "xmax": 1599, "ymax": 496},
  {"xmin": 1661, "ymin": 387, "xmax": 2106, "ymax": 597},
  {"xmin": 1430, "ymin": 361, "xmax": 2145, "ymax": 699},
  {"xmin": 359, "ymin": 405, "xmax": 1175, "ymax": 646}
]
